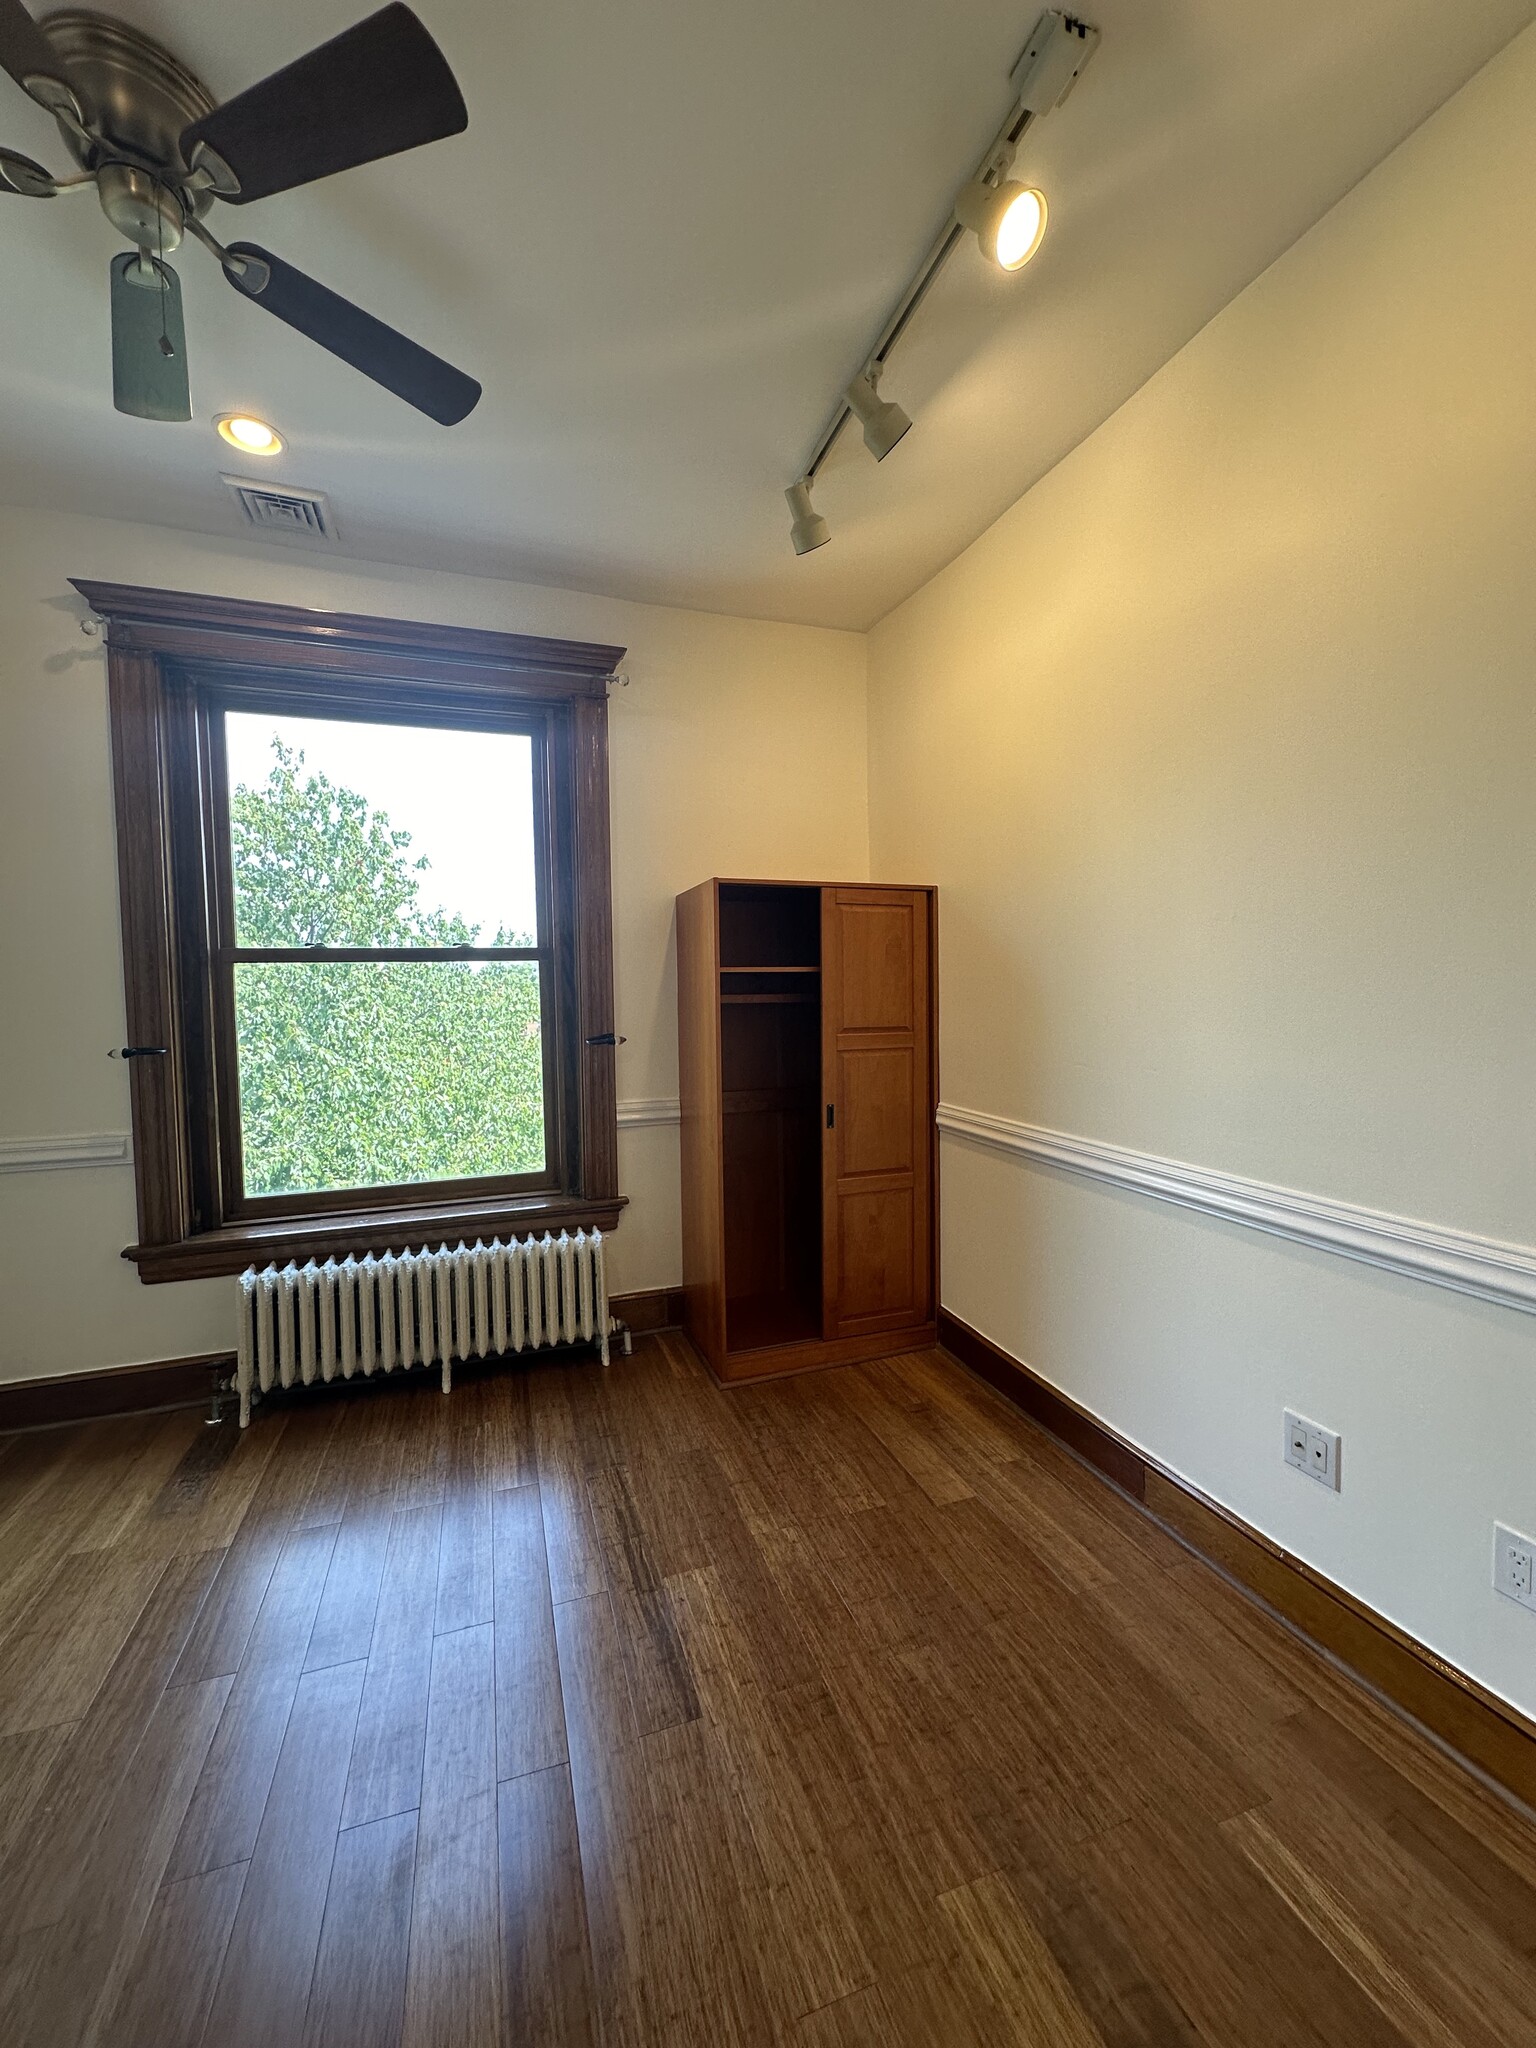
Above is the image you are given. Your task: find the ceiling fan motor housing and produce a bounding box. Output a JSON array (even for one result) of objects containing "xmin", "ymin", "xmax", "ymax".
[
  {"xmin": 40, "ymin": 8, "xmax": 215, "ymax": 220},
  {"xmin": 97, "ymin": 158, "xmax": 184, "ymax": 250}
]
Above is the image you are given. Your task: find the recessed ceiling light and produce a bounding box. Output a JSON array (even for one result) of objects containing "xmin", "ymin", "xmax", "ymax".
[{"xmin": 215, "ymin": 413, "xmax": 284, "ymax": 455}]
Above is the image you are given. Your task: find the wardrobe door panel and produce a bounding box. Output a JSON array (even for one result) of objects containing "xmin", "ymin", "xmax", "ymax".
[
  {"xmin": 821, "ymin": 888, "xmax": 932, "ymax": 1339},
  {"xmin": 838, "ymin": 1047, "xmax": 916, "ymax": 1175},
  {"xmin": 835, "ymin": 902, "xmax": 915, "ymax": 1029},
  {"xmin": 837, "ymin": 1184, "xmax": 917, "ymax": 1321}
]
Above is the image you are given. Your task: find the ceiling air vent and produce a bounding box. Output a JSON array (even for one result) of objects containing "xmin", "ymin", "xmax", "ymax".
[{"xmin": 222, "ymin": 474, "xmax": 339, "ymax": 549}]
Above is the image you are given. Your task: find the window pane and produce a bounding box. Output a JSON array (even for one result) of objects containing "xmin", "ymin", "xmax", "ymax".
[
  {"xmin": 234, "ymin": 961, "xmax": 546, "ymax": 1195},
  {"xmin": 226, "ymin": 712, "xmax": 539, "ymax": 948}
]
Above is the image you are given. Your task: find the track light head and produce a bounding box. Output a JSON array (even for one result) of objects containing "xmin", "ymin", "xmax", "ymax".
[
  {"xmin": 845, "ymin": 367, "xmax": 912, "ymax": 462},
  {"xmin": 955, "ymin": 177, "xmax": 1048, "ymax": 271},
  {"xmin": 785, "ymin": 479, "xmax": 830, "ymax": 556}
]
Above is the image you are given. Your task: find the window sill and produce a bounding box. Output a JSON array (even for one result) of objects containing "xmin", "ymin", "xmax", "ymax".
[{"xmin": 125, "ymin": 1190, "xmax": 628, "ymax": 1283}]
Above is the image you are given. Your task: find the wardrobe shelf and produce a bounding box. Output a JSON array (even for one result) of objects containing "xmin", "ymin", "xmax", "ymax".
[{"xmin": 720, "ymin": 992, "xmax": 817, "ymax": 1006}]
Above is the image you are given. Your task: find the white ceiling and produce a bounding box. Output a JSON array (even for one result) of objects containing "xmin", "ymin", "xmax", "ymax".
[{"xmin": 0, "ymin": 0, "xmax": 1531, "ymax": 630}]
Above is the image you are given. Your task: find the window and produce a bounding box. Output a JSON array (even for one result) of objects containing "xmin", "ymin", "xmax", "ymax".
[
  {"xmin": 84, "ymin": 581, "xmax": 625, "ymax": 1281},
  {"xmin": 223, "ymin": 709, "xmax": 549, "ymax": 1207}
]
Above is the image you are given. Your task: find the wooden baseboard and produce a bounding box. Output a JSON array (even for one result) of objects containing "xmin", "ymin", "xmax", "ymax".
[
  {"xmin": 0, "ymin": 1293, "xmax": 681, "ymax": 1434},
  {"xmin": 938, "ymin": 1307, "xmax": 1536, "ymax": 1814},
  {"xmin": 0, "ymin": 1352, "xmax": 235, "ymax": 1432},
  {"xmin": 942, "ymin": 1309, "xmax": 1147, "ymax": 1499},
  {"xmin": 610, "ymin": 1287, "xmax": 685, "ymax": 1334}
]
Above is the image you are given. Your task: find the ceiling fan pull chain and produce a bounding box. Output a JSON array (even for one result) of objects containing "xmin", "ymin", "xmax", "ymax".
[{"xmin": 155, "ymin": 199, "xmax": 174, "ymax": 357}]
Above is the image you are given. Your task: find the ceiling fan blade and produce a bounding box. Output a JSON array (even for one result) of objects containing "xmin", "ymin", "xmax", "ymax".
[
  {"xmin": 110, "ymin": 252, "xmax": 192, "ymax": 422},
  {"xmin": 0, "ymin": 144, "xmax": 56, "ymax": 195},
  {"xmin": 180, "ymin": 4, "xmax": 466, "ymax": 205},
  {"xmin": 223, "ymin": 240, "xmax": 480, "ymax": 425},
  {"xmin": 0, "ymin": 0, "xmax": 73, "ymax": 109}
]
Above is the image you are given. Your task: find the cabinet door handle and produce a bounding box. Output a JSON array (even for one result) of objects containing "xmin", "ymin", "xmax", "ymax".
[{"xmin": 826, "ymin": 1103, "xmax": 835, "ymax": 1129}]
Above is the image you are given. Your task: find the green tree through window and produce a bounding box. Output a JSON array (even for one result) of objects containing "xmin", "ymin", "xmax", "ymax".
[{"xmin": 230, "ymin": 739, "xmax": 546, "ymax": 1197}]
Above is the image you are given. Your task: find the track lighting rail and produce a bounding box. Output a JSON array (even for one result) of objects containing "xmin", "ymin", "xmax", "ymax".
[
  {"xmin": 787, "ymin": 9, "xmax": 1099, "ymax": 552},
  {"xmin": 801, "ymin": 122, "xmax": 1025, "ymax": 492}
]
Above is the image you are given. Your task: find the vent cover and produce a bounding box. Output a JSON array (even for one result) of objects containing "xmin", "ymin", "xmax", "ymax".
[{"xmin": 222, "ymin": 474, "xmax": 338, "ymax": 548}]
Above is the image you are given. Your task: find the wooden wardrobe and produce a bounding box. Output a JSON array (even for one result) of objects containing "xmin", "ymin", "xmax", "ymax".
[{"xmin": 676, "ymin": 878, "xmax": 937, "ymax": 1382}]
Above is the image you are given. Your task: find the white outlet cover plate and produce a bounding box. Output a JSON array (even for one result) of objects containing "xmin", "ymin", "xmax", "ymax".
[
  {"xmin": 1494, "ymin": 1523, "xmax": 1536, "ymax": 1611},
  {"xmin": 1283, "ymin": 1410, "xmax": 1341, "ymax": 1492}
]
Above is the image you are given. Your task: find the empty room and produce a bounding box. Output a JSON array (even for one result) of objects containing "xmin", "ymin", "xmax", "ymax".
[{"xmin": 2, "ymin": 1, "xmax": 1534, "ymax": 2042}]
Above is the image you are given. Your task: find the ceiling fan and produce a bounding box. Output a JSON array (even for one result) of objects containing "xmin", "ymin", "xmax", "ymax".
[{"xmin": 0, "ymin": 2, "xmax": 480, "ymax": 424}]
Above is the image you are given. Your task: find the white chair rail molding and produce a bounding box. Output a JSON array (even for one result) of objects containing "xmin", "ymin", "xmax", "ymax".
[
  {"xmin": 936, "ymin": 1104, "xmax": 1536, "ymax": 1318},
  {"xmin": 0, "ymin": 1132, "xmax": 132, "ymax": 1172}
]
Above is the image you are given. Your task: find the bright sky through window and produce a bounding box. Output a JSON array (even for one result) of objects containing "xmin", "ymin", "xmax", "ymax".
[{"xmin": 224, "ymin": 711, "xmax": 539, "ymax": 945}]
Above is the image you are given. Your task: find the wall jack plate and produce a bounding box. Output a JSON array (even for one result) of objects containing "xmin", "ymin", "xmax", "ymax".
[
  {"xmin": 1494, "ymin": 1524, "xmax": 1536, "ymax": 1612},
  {"xmin": 1284, "ymin": 1410, "xmax": 1340, "ymax": 1492}
]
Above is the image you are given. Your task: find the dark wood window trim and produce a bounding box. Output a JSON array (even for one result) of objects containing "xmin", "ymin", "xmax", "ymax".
[{"xmin": 78, "ymin": 580, "xmax": 627, "ymax": 1283}]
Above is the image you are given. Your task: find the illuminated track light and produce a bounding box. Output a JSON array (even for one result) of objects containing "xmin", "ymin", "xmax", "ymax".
[
  {"xmin": 955, "ymin": 177, "xmax": 1048, "ymax": 270},
  {"xmin": 785, "ymin": 479, "xmax": 830, "ymax": 556},
  {"xmin": 845, "ymin": 367, "xmax": 912, "ymax": 462}
]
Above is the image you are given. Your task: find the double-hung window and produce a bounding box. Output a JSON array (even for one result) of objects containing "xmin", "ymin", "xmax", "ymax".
[
  {"xmin": 222, "ymin": 706, "xmax": 552, "ymax": 1209},
  {"xmin": 85, "ymin": 581, "xmax": 625, "ymax": 1281}
]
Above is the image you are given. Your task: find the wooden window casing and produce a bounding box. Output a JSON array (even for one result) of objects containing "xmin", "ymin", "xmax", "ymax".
[{"xmin": 79, "ymin": 580, "xmax": 627, "ymax": 1283}]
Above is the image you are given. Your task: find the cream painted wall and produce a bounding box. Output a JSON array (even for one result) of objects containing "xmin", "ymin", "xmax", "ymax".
[
  {"xmin": 0, "ymin": 507, "xmax": 867, "ymax": 1381},
  {"xmin": 867, "ymin": 27, "xmax": 1536, "ymax": 1715}
]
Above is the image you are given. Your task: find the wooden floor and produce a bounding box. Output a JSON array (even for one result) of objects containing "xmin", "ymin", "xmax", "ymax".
[{"xmin": 2, "ymin": 1336, "xmax": 1535, "ymax": 2047}]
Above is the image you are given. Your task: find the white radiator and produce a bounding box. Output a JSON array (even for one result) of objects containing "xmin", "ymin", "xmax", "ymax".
[{"xmin": 234, "ymin": 1230, "xmax": 625, "ymax": 1428}]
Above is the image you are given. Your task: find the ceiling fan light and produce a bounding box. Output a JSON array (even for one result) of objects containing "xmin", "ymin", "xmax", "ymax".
[
  {"xmin": 955, "ymin": 177, "xmax": 1048, "ymax": 271},
  {"xmin": 844, "ymin": 369, "xmax": 912, "ymax": 462},
  {"xmin": 216, "ymin": 413, "xmax": 284, "ymax": 455},
  {"xmin": 785, "ymin": 480, "xmax": 830, "ymax": 557}
]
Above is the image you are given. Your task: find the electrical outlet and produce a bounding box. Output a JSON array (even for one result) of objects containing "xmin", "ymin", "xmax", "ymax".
[
  {"xmin": 1283, "ymin": 1410, "xmax": 1341, "ymax": 1492},
  {"xmin": 1494, "ymin": 1524, "xmax": 1536, "ymax": 1613}
]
